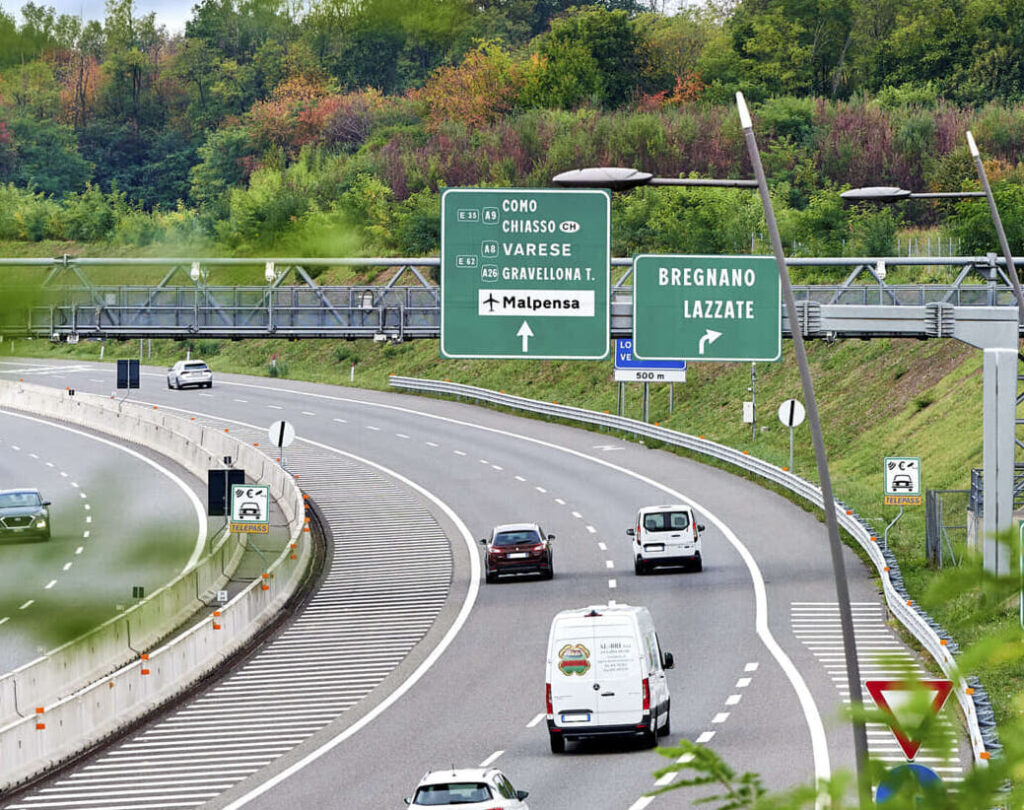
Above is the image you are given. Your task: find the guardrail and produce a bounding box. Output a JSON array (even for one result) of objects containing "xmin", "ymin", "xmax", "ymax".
[
  {"xmin": 0, "ymin": 381, "xmax": 308, "ymax": 792},
  {"xmin": 387, "ymin": 375, "xmax": 997, "ymax": 764}
]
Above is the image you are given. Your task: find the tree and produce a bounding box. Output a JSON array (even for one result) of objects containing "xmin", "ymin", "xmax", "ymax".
[{"xmin": 2, "ymin": 116, "xmax": 92, "ymax": 195}]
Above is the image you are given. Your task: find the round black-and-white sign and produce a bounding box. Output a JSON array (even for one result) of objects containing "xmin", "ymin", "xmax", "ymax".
[
  {"xmin": 778, "ymin": 399, "xmax": 806, "ymax": 427},
  {"xmin": 268, "ymin": 420, "xmax": 296, "ymax": 448}
]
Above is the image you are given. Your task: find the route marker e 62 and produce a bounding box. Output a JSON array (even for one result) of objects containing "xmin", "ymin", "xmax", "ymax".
[
  {"xmin": 440, "ymin": 188, "xmax": 610, "ymax": 359},
  {"xmin": 632, "ymin": 254, "xmax": 781, "ymax": 362}
]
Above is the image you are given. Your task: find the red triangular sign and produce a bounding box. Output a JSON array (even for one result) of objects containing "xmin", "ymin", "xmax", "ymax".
[{"xmin": 865, "ymin": 680, "xmax": 953, "ymax": 761}]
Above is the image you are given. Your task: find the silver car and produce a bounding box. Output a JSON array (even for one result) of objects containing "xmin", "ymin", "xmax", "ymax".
[{"xmin": 167, "ymin": 360, "xmax": 213, "ymax": 390}]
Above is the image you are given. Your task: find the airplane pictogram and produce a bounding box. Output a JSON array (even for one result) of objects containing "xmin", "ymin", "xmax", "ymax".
[{"xmin": 483, "ymin": 293, "xmax": 499, "ymax": 312}]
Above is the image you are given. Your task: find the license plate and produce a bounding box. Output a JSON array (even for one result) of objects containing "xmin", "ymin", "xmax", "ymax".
[
  {"xmin": 507, "ymin": 552, "xmax": 528, "ymax": 559},
  {"xmin": 561, "ymin": 713, "xmax": 590, "ymax": 723},
  {"xmin": 645, "ymin": 544, "xmax": 665, "ymax": 552}
]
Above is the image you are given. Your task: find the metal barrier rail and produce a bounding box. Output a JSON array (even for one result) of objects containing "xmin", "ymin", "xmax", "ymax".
[{"xmin": 387, "ymin": 375, "xmax": 997, "ymax": 764}]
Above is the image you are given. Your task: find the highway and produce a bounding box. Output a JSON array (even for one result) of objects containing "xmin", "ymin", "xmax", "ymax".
[
  {"xmin": 0, "ymin": 405, "xmax": 212, "ymax": 672},
  {"xmin": 0, "ymin": 359, "xmax": 969, "ymax": 810}
]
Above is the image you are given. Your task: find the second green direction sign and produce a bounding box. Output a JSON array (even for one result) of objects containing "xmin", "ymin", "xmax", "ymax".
[
  {"xmin": 441, "ymin": 188, "xmax": 610, "ymax": 359},
  {"xmin": 633, "ymin": 254, "xmax": 781, "ymax": 362}
]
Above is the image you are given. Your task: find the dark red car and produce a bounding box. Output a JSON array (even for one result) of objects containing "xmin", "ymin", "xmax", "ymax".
[{"xmin": 481, "ymin": 522, "xmax": 554, "ymax": 583}]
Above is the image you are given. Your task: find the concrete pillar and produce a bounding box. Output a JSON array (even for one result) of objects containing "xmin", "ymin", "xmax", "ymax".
[{"xmin": 983, "ymin": 347, "xmax": 1017, "ymax": 574}]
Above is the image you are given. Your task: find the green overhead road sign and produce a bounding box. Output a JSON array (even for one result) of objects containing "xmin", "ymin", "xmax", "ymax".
[
  {"xmin": 633, "ymin": 254, "xmax": 781, "ymax": 362},
  {"xmin": 441, "ymin": 188, "xmax": 610, "ymax": 359}
]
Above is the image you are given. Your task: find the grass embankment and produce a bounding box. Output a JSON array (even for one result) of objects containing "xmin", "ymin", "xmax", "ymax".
[{"xmin": 12, "ymin": 316, "xmax": 1020, "ymax": 722}]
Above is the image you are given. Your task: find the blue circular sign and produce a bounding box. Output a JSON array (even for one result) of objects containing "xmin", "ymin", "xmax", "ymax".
[{"xmin": 876, "ymin": 764, "xmax": 943, "ymax": 804}]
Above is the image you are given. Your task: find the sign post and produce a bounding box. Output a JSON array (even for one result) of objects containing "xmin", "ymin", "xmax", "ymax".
[
  {"xmin": 777, "ymin": 398, "xmax": 806, "ymax": 471},
  {"xmin": 632, "ymin": 254, "xmax": 781, "ymax": 362},
  {"xmin": 440, "ymin": 188, "xmax": 610, "ymax": 359}
]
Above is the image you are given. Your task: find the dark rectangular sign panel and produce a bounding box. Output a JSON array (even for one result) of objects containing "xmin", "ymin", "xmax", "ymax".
[{"xmin": 208, "ymin": 469, "xmax": 245, "ymax": 516}]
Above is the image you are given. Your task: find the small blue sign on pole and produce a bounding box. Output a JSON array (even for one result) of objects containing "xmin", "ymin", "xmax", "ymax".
[
  {"xmin": 875, "ymin": 763, "xmax": 943, "ymax": 804},
  {"xmin": 614, "ymin": 339, "xmax": 686, "ymax": 382}
]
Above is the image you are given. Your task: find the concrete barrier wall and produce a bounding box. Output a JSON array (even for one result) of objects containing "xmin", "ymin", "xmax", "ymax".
[{"xmin": 0, "ymin": 380, "xmax": 307, "ymax": 791}]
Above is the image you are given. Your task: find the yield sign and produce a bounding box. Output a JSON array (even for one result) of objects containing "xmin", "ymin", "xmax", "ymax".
[{"xmin": 865, "ymin": 680, "xmax": 953, "ymax": 760}]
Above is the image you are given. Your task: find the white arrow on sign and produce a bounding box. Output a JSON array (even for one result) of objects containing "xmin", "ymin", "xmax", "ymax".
[
  {"xmin": 517, "ymin": 320, "xmax": 534, "ymax": 353},
  {"xmin": 268, "ymin": 419, "xmax": 296, "ymax": 448},
  {"xmin": 698, "ymin": 329, "xmax": 722, "ymax": 355}
]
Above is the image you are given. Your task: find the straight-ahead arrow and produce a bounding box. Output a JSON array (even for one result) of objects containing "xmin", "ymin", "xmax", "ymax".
[
  {"xmin": 517, "ymin": 320, "xmax": 534, "ymax": 353},
  {"xmin": 698, "ymin": 328, "xmax": 722, "ymax": 355}
]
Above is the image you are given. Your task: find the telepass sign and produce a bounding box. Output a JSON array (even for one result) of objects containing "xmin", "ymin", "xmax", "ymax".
[
  {"xmin": 440, "ymin": 188, "xmax": 610, "ymax": 359},
  {"xmin": 632, "ymin": 254, "xmax": 781, "ymax": 362}
]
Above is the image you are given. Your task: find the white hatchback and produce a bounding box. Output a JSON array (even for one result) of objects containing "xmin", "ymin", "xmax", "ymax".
[
  {"xmin": 167, "ymin": 360, "xmax": 213, "ymax": 390},
  {"xmin": 404, "ymin": 768, "xmax": 529, "ymax": 808}
]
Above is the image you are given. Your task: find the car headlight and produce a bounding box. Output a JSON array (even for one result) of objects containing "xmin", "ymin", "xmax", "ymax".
[{"xmin": 36, "ymin": 520, "xmax": 46, "ymax": 528}]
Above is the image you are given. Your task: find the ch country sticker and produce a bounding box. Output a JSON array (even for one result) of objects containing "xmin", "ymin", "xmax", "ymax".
[{"xmin": 558, "ymin": 643, "xmax": 591, "ymax": 676}]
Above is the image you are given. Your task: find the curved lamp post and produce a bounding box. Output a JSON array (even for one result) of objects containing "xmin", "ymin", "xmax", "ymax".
[
  {"xmin": 552, "ymin": 166, "xmax": 758, "ymax": 191},
  {"xmin": 840, "ymin": 186, "xmax": 984, "ymax": 203}
]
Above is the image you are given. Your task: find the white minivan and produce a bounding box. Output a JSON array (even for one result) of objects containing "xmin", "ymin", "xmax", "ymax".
[
  {"xmin": 627, "ymin": 504, "xmax": 705, "ymax": 574},
  {"xmin": 545, "ymin": 603, "xmax": 673, "ymax": 753}
]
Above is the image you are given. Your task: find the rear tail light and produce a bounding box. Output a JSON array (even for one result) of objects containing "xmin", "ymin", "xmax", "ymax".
[
  {"xmin": 642, "ymin": 678, "xmax": 650, "ymax": 712},
  {"xmin": 546, "ymin": 683, "xmax": 553, "ymax": 715},
  {"xmin": 636, "ymin": 526, "xmax": 642, "ymax": 544}
]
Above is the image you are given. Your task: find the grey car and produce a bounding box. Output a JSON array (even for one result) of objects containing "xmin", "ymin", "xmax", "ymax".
[
  {"xmin": 167, "ymin": 360, "xmax": 213, "ymax": 389},
  {"xmin": 0, "ymin": 489, "xmax": 51, "ymax": 541}
]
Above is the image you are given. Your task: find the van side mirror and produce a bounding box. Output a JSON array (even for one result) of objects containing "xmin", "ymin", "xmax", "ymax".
[
  {"xmin": 479, "ymin": 538, "xmax": 488, "ymax": 545},
  {"xmin": 697, "ymin": 524, "xmax": 706, "ymax": 533},
  {"xmin": 517, "ymin": 790, "xmax": 529, "ymax": 800},
  {"xmin": 663, "ymin": 651, "xmax": 674, "ymax": 670},
  {"xmin": 626, "ymin": 528, "xmax": 635, "ymax": 536},
  {"xmin": 547, "ymin": 534, "xmax": 555, "ymax": 540},
  {"xmin": 404, "ymin": 799, "xmax": 411, "ymax": 806},
  {"xmin": 42, "ymin": 501, "xmax": 51, "ymax": 507}
]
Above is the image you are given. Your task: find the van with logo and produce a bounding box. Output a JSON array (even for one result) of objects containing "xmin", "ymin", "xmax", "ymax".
[
  {"xmin": 545, "ymin": 603, "xmax": 673, "ymax": 753},
  {"xmin": 627, "ymin": 504, "xmax": 705, "ymax": 574}
]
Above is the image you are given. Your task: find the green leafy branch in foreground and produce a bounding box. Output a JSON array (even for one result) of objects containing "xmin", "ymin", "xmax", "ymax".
[{"xmin": 650, "ymin": 529, "xmax": 1024, "ymax": 809}]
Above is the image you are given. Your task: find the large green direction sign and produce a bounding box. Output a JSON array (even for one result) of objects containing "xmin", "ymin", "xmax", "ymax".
[
  {"xmin": 633, "ymin": 254, "xmax": 781, "ymax": 362},
  {"xmin": 441, "ymin": 188, "xmax": 610, "ymax": 359}
]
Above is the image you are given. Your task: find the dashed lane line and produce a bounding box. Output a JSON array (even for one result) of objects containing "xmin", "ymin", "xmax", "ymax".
[
  {"xmin": 478, "ymin": 750, "xmax": 503, "ymax": 768},
  {"xmin": 526, "ymin": 713, "xmax": 545, "ymax": 728}
]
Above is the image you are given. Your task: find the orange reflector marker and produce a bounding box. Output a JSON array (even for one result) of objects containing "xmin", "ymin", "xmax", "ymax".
[
  {"xmin": 277, "ymin": 457, "xmax": 281, "ymax": 462},
  {"xmin": 654, "ymin": 422, "xmax": 660, "ymax": 426},
  {"xmin": 907, "ymin": 600, "xmax": 913, "ymax": 606},
  {"xmin": 699, "ymin": 435, "xmax": 705, "ymax": 439},
  {"xmin": 981, "ymin": 751, "xmax": 991, "ymax": 760},
  {"xmin": 884, "ymin": 566, "xmax": 890, "ymax": 571},
  {"xmin": 290, "ymin": 543, "xmax": 297, "ymax": 549},
  {"xmin": 743, "ymin": 450, "xmax": 749, "ymax": 455},
  {"xmin": 224, "ymin": 428, "xmax": 229, "ymax": 433},
  {"xmin": 153, "ymin": 405, "xmax": 158, "ymax": 410},
  {"xmin": 35, "ymin": 707, "xmax": 44, "ymax": 714},
  {"xmin": 141, "ymin": 668, "xmax": 150, "ymax": 675},
  {"xmin": 262, "ymin": 573, "xmax": 269, "ymax": 579},
  {"xmin": 782, "ymin": 466, "xmax": 789, "ymax": 471},
  {"xmin": 871, "ymin": 536, "xmax": 878, "ymax": 542},
  {"xmin": 304, "ymin": 517, "xmax": 310, "ymax": 523},
  {"xmin": 36, "ymin": 723, "xmax": 45, "ymax": 730},
  {"xmin": 191, "ymin": 417, "xmax": 195, "ymax": 421},
  {"xmin": 940, "ymin": 639, "xmax": 948, "ymax": 645},
  {"xmin": 253, "ymin": 442, "xmax": 259, "ymax": 447},
  {"xmin": 141, "ymin": 654, "xmax": 149, "ymax": 660},
  {"xmin": 846, "ymin": 509, "xmax": 853, "ymax": 515},
  {"xmin": 966, "ymin": 687, "xmax": 975, "ymax": 695},
  {"xmin": 213, "ymin": 610, "xmax": 221, "ymax": 617},
  {"xmin": 213, "ymin": 623, "xmax": 221, "ymax": 630},
  {"xmin": 261, "ymin": 584, "xmax": 269, "ymax": 591},
  {"xmin": 303, "ymin": 526, "xmax": 310, "ymax": 532}
]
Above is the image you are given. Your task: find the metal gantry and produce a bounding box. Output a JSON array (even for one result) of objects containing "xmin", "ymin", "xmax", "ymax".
[{"xmin": 1, "ymin": 252, "xmax": 1021, "ymax": 575}]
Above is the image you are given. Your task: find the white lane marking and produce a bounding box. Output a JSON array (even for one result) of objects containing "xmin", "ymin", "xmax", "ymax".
[
  {"xmin": 70, "ymin": 481, "xmax": 79, "ymax": 488},
  {"xmin": 83, "ymin": 531, "xmax": 90, "ymax": 538},
  {"xmin": 535, "ymin": 486, "xmax": 546, "ymax": 493},
  {"xmin": 572, "ymin": 511, "xmax": 582, "ymax": 518},
  {"xmin": 396, "ymin": 433, "xmax": 410, "ymax": 439},
  {"xmin": 555, "ymin": 497, "xmax": 566, "ymax": 505},
  {"xmin": 366, "ymin": 425, "xmax": 381, "ymax": 431},
  {"xmin": 90, "ymin": 378, "xmax": 103, "ymax": 383},
  {"xmin": 11, "ymin": 445, "xmax": 19, "ymax": 450},
  {"xmin": 332, "ymin": 418, "xmax": 347, "ymax": 423},
  {"xmin": 598, "ymin": 542, "xmax": 607, "ymax": 551},
  {"xmin": 605, "ymin": 560, "xmax": 614, "ymax": 569},
  {"xmin": 62, "ymin": 562, "xmax": 72, "ymax": 571},
  {"xmin": 426, "ymin": 442, "xmax": 439, "ymax": 448},
  {"xmin": 266, "ymin": 405, "xmax": 283, "ymax": 410},
  {"xmin": 454, "ymin": 450, "xmax": 467, "ymax": 456},
  {"xmin": 153, "ymin": 408, "xmax": 480, "ymax": 810},
  {"xmin": 526, "ymin": 713, "xmax": 545, "ymax": 728},
  {"xmin": 233, "ymin": 399, "xmax": 248, "ymax": 404},
  {"xmin": 628, "ymin": 797, "xmax": 654, "ymax": 810},
  {"xmin": 745, "ymin": 662, "xmax": 759, "ymax": 672},
  {"xmin": 199, "ymin": 393, "xmax": 213, "ymax": 397},
  {"xmin": 696, "ymin": 731, "xmax": 715, "ymax": 743},
  {"xmin": 79, "ymin": 492, "xmax": 87, "ymax": 498},
  {"xmin": 44, "ymin": 579, "xmax": 57, "ymax": 589},
  {"xmin": 586, "ymin": 525, "xmax": 596, "ymax": 533},
  {"xmin": 736, "ymin": 677, "xmax": 752, "ymax": 688},
  {"xmin": 29, "ymin": 452, "xmax": 38, "ymax": 459},
  {"xmin": 712, "ymin": 712, "xmax": 730, "ymax": 723},
  {"xmin": 491, "ymin": 465, "xmax": 503, "ymax": 471},
  {"xmin": 59, "ymin": 471, "xmax": 67, "ymax": 477},
  {"xmin": 45, "ymin": 462, "xmax": 54, "ymax": 467},
  {"xmin": 19, "ymin": 600, "xmax": 33, "ymax": 610},
  {"xmin": 85, "ymin": 516, "xmax": 91, "ymax": 523},
  {"xmin": 654, "ymin": 771, "xmax": 677, "ymax": 787},
  {"xmin": 0, "ymin": 617, "xmax": 8, "ymax": 626},
  {"xmin": 158, "ymin": 379, "xmax": 832, "ymax": 786},
  {"xmin": 301, "ymin": 411, "xmax": 315, "ymax": 416},
  {"xmin": 74, "ymin": 546, "xmax": 83, "ymax": 555},
  {"xmin": 609, "ymin": 579, "xmax": 617, "ymax": 588},
  {"xmin": 478, "ymin": 750, "xmax": 503, "ymax": 768},
  {"xmin": 726, "ymin": 694, "xmax": 742, "ymax": 706},
  {"xmin": 677, "ymin": 753, "xmax": 695, "ymax": 765},
  {"xmin": 514, "ymin": 475, "xmax": 526, "ymax": 481},
  {"xmin": 0, "ymin": 411, "xmax": 208, "ymax": 574},
  {"xmin": 479, "ymin": 459, "xmax": 489, "ymax": 465}
]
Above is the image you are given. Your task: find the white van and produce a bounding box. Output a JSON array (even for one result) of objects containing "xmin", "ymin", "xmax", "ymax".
[
  {"xmin": 545, "ymin": 603, "xmax": 673, "ymax": 753},
  {"xmin": 627, "ymin": 504, "xmax": 705, "ymax": 574}
]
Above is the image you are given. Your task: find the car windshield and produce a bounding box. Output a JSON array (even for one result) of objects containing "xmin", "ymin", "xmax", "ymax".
[
  {"xmin": 643, "ymin": 511, "xmax": 691, "ymax": 532},
  {"xmin": 0, "ymin": 492, "xmax": 41, "ymax": 508},
  {"xmin": 414, "ymin": 782, "xmax": 493, "ymax": 805},
  {"xmin": 493, "ymin": 530, "xmax": 540, "ymax": 547},
  {"xmin": 183, "ymin": 363, "xmax": 209, "ymax": 372}
]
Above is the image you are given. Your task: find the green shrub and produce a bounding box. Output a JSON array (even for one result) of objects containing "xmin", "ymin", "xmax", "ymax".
[{"xmin": 62, "ymin": 185, "xmax": 115, "ymax": 242}]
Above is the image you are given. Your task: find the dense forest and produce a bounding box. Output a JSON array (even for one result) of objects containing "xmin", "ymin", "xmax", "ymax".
[{"xmin": 2, "ymin": 0, "xmax": 1024, "ymax": 257}]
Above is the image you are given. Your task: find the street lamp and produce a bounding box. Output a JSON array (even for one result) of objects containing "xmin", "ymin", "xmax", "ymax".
[
  {"xmin": 840, "ymin": 186, "xmax": 985, "ymax": 203},
  {"xmin": 553, "ymin": 166, "xmax": 758, "ymax": 191}
]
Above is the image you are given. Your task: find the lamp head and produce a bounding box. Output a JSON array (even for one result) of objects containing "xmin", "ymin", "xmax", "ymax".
[{"xmin": 552, "ymin": 167, "xmax": 653, "ymax": 191}]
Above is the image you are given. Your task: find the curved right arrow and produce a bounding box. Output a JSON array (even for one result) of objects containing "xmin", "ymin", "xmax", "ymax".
[{"xmin": 698, "ymin": 328, "xmax": 722, "ymax": 355}]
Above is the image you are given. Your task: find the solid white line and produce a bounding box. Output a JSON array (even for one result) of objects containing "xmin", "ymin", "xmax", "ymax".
[
  {"xmin": 44, "ymin": 579, "xmax": 57, "ymax": 589},
  {"xmin": 696, "ymin": 731, "xmax": 715, "ymax": 743},
  {"xmin": 0, "ymin": 410, "xmax": 208, "ymax": 574},
  {"xmin": 157, "ymin": 378, "xmax": 832, "ymax": 788},
  {"xmin": 526, "ymin": 713, "xmax": 544, "ymax": 728},
  {"xmin": 478, "ymin": 750, "xmax": 503, "ymax": 768},
  {"xmin": 598, "ymin": 542, "xmax": 607, "ymax": 551}
]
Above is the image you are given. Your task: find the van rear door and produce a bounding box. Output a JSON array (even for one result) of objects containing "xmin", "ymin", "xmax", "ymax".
[
  {"xmin": 662, "ymin": 508, "xmax": 693, "ymax": 557},
  {"xmin": 549, "ymin": 617, "xmax": 598, "ymax": 729},
  {"xmin": 591, "ymin": 622, "xmax": 643, "ymax": 728}
]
